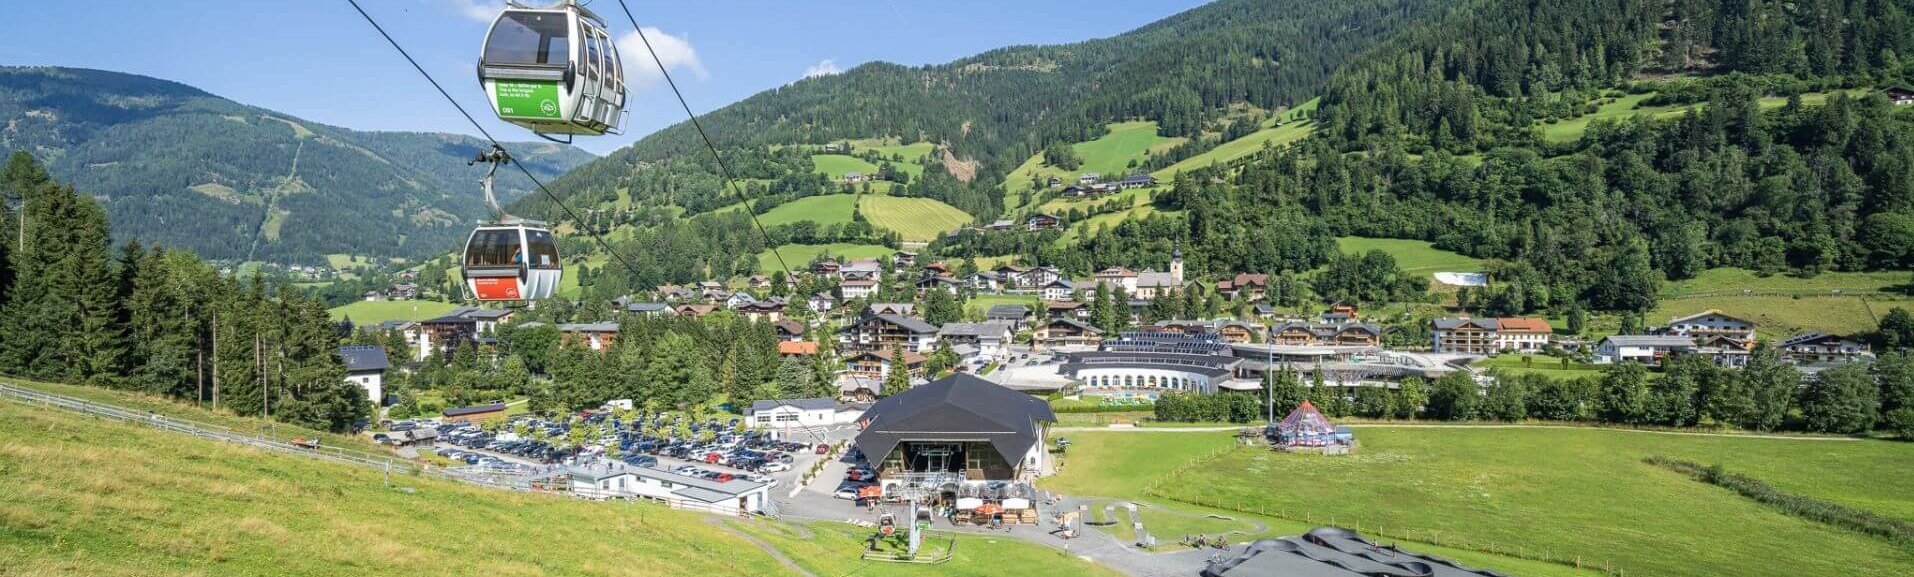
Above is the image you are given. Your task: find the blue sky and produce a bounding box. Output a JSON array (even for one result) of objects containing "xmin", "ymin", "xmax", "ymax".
[{"xmin": 0, "ymin": 0, "xmax": 1208, "ymax": 154}]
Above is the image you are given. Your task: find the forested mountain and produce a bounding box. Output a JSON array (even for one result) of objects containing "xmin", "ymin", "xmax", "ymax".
[
  {"xmin": 520, "ymin": 0, "xmax": 1453, "ymax": 221},
  {"xmin": 0, "ymin": 66, "xmax": 593, "ymax": 263},
  {"xmin": 1054, "ymin": 0, "xmax": 1914, "ymax": 315}
]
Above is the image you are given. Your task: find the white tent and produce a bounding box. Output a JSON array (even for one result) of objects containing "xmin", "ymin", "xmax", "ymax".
[
  {"xmin": 1002, "ymin": 498, "xmax": 1031, "ymax": 510},
  {"xmin": 955, "ymin": 497, "xmax": 984, "ymax": 510}
]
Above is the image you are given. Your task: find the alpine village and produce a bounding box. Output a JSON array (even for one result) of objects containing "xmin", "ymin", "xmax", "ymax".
[{"xmin": 8, "ymin": 1, "xmax": 1914, "ymax": 576}]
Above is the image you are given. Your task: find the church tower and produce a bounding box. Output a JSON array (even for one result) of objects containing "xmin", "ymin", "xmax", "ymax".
[{"xmin": 1170, "ymin": 244, "xmax": 1184, "ymax": 284}]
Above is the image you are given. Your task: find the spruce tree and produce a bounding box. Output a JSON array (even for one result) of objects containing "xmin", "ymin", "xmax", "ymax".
[{"xmin": 1798, "ymin": 364, "xmax": 1880, "ymax": 434}]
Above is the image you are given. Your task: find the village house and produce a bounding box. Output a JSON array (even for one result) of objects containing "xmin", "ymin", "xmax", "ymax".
[
  {"xmin": 735, "ymin": 299, "xmax": 786, "ymax": 323},
  {"xmin": 1662, "ymin": 310, "xmax": 1757, "ymax": 347},
  {"xmin": 1117, "ymin": 173, "xmax": 1157, "ymax": 189},
  {"xmin": 673, "ymin": 303, "xmax": 718, "ymax": 319},
  {"xmin": 1027, "ymin": 213, "xmax": 1061, "ymax": 231},
  {"xmin": 892, "ymin": 251, "xmax": 917, "ymax": 267},
  {"xmin": 841, "ymin": 171, "xmax": 868, "ymax": 184},
  {"xmin": 555, "ymin": 322, "xmax": 619, "ymax": 352},
  {"xmin": 1032, "ymin": 317, "xmax": 1103, "ymax": 349},
  {"xmin": 772, "ymin": 320, "xmax": 806, "ymax": 341},
  {"xmin": 1040, "ymin": 278, "xmax": 1078, "ymax": 301},
  {"xmin": 838, "ymin": 314, "xmax": 941, "ymax": 353},
  {"xmin": 841, "ymin": 259, "xmax": 883, "ymax": 281},
  {"xmin": 1270, "ymin": 321, "xmax": 1382, "ymax": 347},
  {"xmin": 866, "ymin": 302, "xmax": 915, "ymax": 316},
  {"xmin": 839, "ymin": 278, "xmax": 878, "ymax": 300},
  {"xmin": 966, "ymin": 271, "xmax": 1004, "ymax": 292},
  {"xmin": 915, "ymin": 275, "xmax": 962, "ymax": 295},
  {"xmin": 415, "ymin": 308, "xmax": 514, "ymax": 361},
  {"xmin": 1887, "ymin": 86, "xmax": 1914, "ymax": 106},
  {"xmin": 1429, "ymin": 317, "xmax": 1554, "ymax": 354},
  {"xmin": 985, "ymin": 304, "xmax": 1034, "ymax": 331},
  {"xmin": 1046, "ymin": 300, "xmax": 1092, "ymax": 321},
  {"xmin": 1017, "ymin": 266, "xmax": 1063, "ymax": 288},
  {"xmin": 1250, "ymin": 303, "xmax": 1280, "ymax": 320},
  {"xmin": 442, "ymin": 402, "xmax": 508, "ymax": 423},
  {"xmin": 811, "ymin": 259, "xmax": 841, "ymax": 277},
  {"xmin": 1595, "ymin": 335, "xmax": 1697, "ymax": 366},
  {"xmin": 1078, "ymin": 172, "xmax": 1101, "ymax": 185},
  {"xmin": 338, "ymin": 345, "xmax": 389, "ymax": 405},
  {"xmin": 777, "ymin": 340, "xmax": 819, "ymax": 358},
  {"xmin": 845, "ymin": 349, "xmax": 927, "ymax": 381},
  {"xmin": 1215, "ymin": 273, "xmax": 1270, "ymax": 301},
  {"xmin": 625, "ymin": 301, "xmax": 673, "ymax": 316},
  {"xmin": 937, "ymin": 321, "xmax": 1015, "ymax": 361},
  {"xmin": 1093, "ymin": 266, "xmax": 1139, "ymax": 292},
  {"xmin": 1779, "ymin": 333, "xmax": 1874, "ymax": 365},
  {"xmin": 807, "ymin": 292, "xmax": 837, "ymax": 314}
]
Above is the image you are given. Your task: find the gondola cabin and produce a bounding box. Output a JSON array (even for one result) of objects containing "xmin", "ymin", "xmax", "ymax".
[
  {"xmin": 478, "ymin": 1, "xmax": 625, "ymax": 137},
  {"xmin": 462, "ymin": 224, "xmax": 561, "ymax": 301}
]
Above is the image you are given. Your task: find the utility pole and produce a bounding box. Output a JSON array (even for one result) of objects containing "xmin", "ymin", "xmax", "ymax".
[{"xmin": 211, "ymin": 310, "xmax": 221, "ymax": 410}]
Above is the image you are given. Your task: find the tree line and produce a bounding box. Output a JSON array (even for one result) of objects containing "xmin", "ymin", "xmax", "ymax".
[
  {"xmin": 1155, "ymin": 346, "xmax": 1914, "ymax": 439},
  {"xmin": 0, "ymin": 151, "xmax": 367, "ymax": 431}
]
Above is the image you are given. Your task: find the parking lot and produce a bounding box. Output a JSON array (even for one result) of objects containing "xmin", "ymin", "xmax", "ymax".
[{"xmin": 397, "ymin": 410, "xmax": 860, "ymax": 500}]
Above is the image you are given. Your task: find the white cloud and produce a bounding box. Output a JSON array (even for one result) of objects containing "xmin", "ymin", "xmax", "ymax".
[
  {"xmin": 445, "ymin": 0, "xmax": 504, "ymax": 23},
  {"xmin": 800, "ymin": 59, "xmax": 842, "ymax": 80},
  {"xmin": 618, "ymin": 28, "xmax": 707, "ymax": 87}
]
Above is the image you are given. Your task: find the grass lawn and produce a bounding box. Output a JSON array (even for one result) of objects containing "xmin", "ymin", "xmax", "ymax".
[
  {"xmin": 858, "ymin": 195, "xmax": 973, "ymax": 242},
  {"xmin": 0, "ymin": 398, "xmax": 812, "ymax": 577},
  {"xmin": 846, "ymin": 138, "xmax": 933, "ymax": 180},
  {"xmin": 1060, "ymin": 206, "xmax": 1172, "ymax": 244},
  {"xmin": 812, "ymin": 154, "xmax": 882, "ymax": 179},
  {"xmin": 1662, "ymin": 267, "xmax": 1913, "ymax": 296},
  {"xmin": 757, "ymin": 243, "xmax": 894, "ymax": 274},
  {"xmin": 1475, "ymin": 355, "xmax": 1606, "ymax": 378},
  {"xmin": 324, "ymin": 253, "xmax": 375, "ymax": 270},
  {"xmin": 964, "ymin": 294, "xmax": 1039, "ymax": 318},
  {"xmin": 1146, "ymin": 427, "xmax": 1914, "ymax": 577},
  {"xmin": 1650, "ymin": 295, "xmax": 1912, "ymax": 341},
  {"xmin": 327, "ymin": 299, "xmax": 458, "ymax": 324},
  {"xmin": 1043, "ymin": 430, "xmax": 1605, "ymax": 577},
  {"xmin": 757, "ymin": 194, "xmax": 859, "ymax": 227},
  {"xmin": 1334, "ymin": 237, "xmax": 1486, "ymax": 275}
]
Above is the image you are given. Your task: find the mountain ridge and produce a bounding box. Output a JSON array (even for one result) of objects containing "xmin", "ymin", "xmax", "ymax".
[{"xmin": 0, "ymin": 65, "xmax": 594, "ymax": 264}]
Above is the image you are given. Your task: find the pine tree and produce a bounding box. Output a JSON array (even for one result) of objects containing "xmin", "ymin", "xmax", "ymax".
[
  {"xmin": 883, "ymin": 342, "xmax": 911, "ymax": 396},
  {"xmin": 123, "ymin": 246, "xmax": 199, "ymax": 396},
  {"xmin": 1267, "ymin": 367, "xmax": 1307, "ymax": 418}
]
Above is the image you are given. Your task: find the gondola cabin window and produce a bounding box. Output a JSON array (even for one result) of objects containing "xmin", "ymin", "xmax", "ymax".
[
  {"xmin": 484, "ymin": 12, "xmax": 569, "ymax": 66},
  {"xmin": 467, "ymin": 229, "xmax": 523, "ymax": 268}
]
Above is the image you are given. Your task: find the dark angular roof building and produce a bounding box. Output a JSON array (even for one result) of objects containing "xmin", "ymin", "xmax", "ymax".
[{"xmin": 854, "ymin": 374, "xmax": 1056, "ymax": 484}]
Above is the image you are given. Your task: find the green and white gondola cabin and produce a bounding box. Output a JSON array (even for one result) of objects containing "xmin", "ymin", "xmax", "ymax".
[{"xmin": 478, "ymin": 1, "xmax": 625, "ymax": 136}]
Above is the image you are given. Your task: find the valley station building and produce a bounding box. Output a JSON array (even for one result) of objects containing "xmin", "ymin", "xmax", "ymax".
[{"xmin": 853, "ymin": 374, "xmax": 1057, "ymax": 497}]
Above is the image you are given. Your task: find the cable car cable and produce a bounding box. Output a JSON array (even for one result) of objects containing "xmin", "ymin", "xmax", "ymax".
[
  {"xmin": 610, "ymin": 0, "xmax": 799, "ymax": 285},
  {"xmin": 344, "ymin": 0, "xmax": 646, "ymax": 287}
]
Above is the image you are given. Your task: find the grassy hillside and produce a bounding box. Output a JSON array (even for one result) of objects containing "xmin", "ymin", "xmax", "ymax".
[
  {"xmin": 327, "ymin": 300, "xmax": 459, "ymax": 325},
  {"xmin": 811, "ymin": 154, "xmax": 882, "ymax": 179},
  {"xmin": 1662, "ymin": 268, "xmax": 1912, "ymax": 296},
  {"xmin": 1334, "ymin": 236, "xmax": 1485, "ymax": 275},
  {"xmin": 858, "ymin": 196, "xmax": 974, "ymax": 242},
  {"xmin": 1007, "ymin": 121, "xmax": 1184, "ymax": 195},
  {"xmin": 1650, "ymin": 295, "xmax": 1911, "ymax": 340},
  {"xmin": 757, "ymin": 194, "xmax": 859, "ymax": 227},
  {"xmin": 757, "ymin": 243, "xmax": 894, "ymax": 274},
  {"xmin": 1152, "ymin": 98, "xmax": 1322, "ymax": 179},
  {"xmin": 1539, "ymin": 90, "xmax": 1851, "ymax": 142},
  {"xmin": 0, "ymin": 398, "xmax": 790, "ymax": 576},
  {"xmin": 0, "ymin": 390, "xmax": 1139, "ymax": 577},
  {"xmin": 1107, "ymin": 428, "xmax": 1914, "ymax": 577}
]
